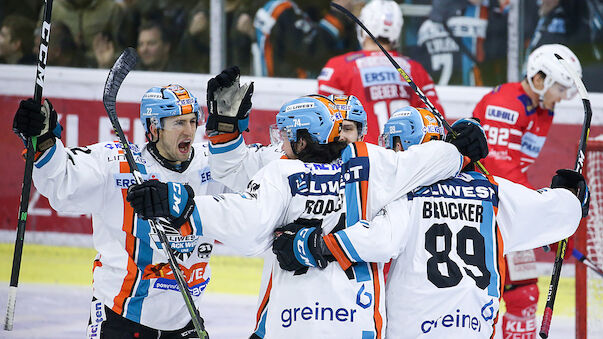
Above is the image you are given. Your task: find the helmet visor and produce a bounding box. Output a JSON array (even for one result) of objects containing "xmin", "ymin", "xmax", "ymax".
[{"xmin": 269, "ymin": 124, "xmax": 287, "ymax": 145}]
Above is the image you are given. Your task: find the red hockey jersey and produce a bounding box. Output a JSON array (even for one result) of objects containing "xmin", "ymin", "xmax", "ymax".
[
  {"xmin": 473, "ymin": 82, "xmax": 554, "ymax": 188},
  {"xmin": 318, "ymin": 50, "xmax": 445, "ymax": 143}
]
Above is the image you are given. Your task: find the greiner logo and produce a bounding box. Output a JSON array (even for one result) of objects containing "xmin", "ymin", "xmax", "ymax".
[
  {"xmin": 281, "ymin": 302, "xmax": 357, "ymax": 328},
  {"xmin": 421, "ymin": 309, "xmax": 482, "ymax": 334}
]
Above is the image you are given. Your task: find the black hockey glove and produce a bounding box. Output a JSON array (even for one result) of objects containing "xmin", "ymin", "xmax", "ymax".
[
  {"xmin": 445, "ymin": 118, "xmax": 488, "ymax": 163},
  {"xmin": 13, "ymin": 98, "xmax": 62, "ymax": 152},
  {"xmin": 551, "ymin": 169, "xmax": 590, "ymax": 218},
  {"xmin": 126, "ymin": 180, "xmax": 196, "ymax": 229},
  {"xmin": 206, "ymin": 66, "xmax": 254, "ymax": 139},
  {"xmin": 273, "ymin": 218, "xmax": 328, "ymax": 275}
]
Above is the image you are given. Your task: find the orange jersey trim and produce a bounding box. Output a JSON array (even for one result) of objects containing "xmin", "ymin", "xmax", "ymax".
[{"xmin": 112, "ymin": 161, "xmax": 140, "ymax": 316}]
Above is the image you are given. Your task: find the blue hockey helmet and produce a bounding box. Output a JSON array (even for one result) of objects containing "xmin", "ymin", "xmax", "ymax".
[
  {"xmin": 327, "ymin": 94, "xmax": 368, "ymax": 137},
  {"xmin": 140, "ymin": 84, "xmax": 202, "ymax": 134},
  {"xmin": 273, "ymin": 95, "xmax": 343, "ymax": 144},
  {"xmin": 380, "ymin": 106, "xmax": 444, "ymax": 150}
]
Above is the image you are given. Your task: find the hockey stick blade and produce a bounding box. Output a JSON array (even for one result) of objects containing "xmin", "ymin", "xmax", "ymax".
[
  {"xmin": 103, "ymin": 47, "xmax": 137, "ymax": 119},
  {"xmin": 540, "ymin": 53, "xmax": 592, "ymax": 339},
  {"xmin": 330, "ymin": 2, "xmax": 489, "ymax": 175}
]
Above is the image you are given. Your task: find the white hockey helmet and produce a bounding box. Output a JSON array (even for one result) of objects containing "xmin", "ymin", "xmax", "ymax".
[
  {"xmin": 357, "ymin": 0, "xmax": 404, "ymax": 47},
  {"xmin": 526, "ymin": 44, "xmax": 582, "ymax": 100}
]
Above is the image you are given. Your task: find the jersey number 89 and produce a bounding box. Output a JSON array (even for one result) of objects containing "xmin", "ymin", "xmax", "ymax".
[{"xmin": 425, "ymin": 223, "xmax": 491, "ymax": 289}]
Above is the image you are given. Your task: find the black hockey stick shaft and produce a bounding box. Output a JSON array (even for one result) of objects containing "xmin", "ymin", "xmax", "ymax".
[
  {"xmin": 539, "ymin": 53, "xmax": 592, "ymax": 339},
  {"xmin": 102, "ymin": 48, "xmax": 207, "ymax": 339},
  {"xmin": 5, "ymin": 0, "xmax": 53, "ymax": 332},
  {"xmin": 330, "ymin": 2, "xmax": 489, "ymax": 175}
]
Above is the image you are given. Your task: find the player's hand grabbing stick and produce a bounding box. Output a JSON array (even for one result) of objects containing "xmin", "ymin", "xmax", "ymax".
[
  {"xmin": 103, "ymin": 48, "xmax": 208, "ymax": 339},
  {"xmin": 5, "ymin": 0, "xmax": 54, "ymax": 331},
  {"xmin": 539, "ymin": 53, "xmax": 592, "ymax": 339}
]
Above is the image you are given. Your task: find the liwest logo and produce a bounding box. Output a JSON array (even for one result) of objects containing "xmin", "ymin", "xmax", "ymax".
[{"xmin": 485, "ymin": 105, "xmax": 519, "ymax": 124}]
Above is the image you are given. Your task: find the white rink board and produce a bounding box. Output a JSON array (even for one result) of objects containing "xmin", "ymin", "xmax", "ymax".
[{"xmin": 1, "ymin": 64, "xmax": 602, "ymax": 125}]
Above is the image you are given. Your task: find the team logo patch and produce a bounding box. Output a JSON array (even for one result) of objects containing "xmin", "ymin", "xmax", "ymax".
[
  {"xmin": 197, "ymin": 243, "xmax": 213, "ymax": 259},
  {"xmin": 317, "ymin": 67, "xmax": 334, "ymax": 81},
  {"xmin": 485, "ymin": 105, "xmax": 519, "ymax": 124}
]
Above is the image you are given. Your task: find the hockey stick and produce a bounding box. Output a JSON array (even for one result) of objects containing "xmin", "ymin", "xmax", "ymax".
[
  {"xmin": 330, "ymin": 2, "xmax": 489, "ymax": 175},
  {"xmin": 539, "ymin": 53, "xmax": 592, "ymax": 339},
  {"xmin": 542, "ymin": 245, "xmax": 603, "ymax": 277},
  {"xmin": 4, "ymin": 0, "xmax": 53, "ymax": 331},
  {"xmin": 572, "ymin": 248, "xmax": 603, "ymax": 277},
  {"xmin": 103, "ymin": 48, "xmax": 207, "ymax": 339}
]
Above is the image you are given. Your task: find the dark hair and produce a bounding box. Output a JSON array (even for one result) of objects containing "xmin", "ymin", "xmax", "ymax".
[
  {"xmin": 138, "ymin": 20, "xmax": 170, "ymax": 44},
  {"xmin": 293, "ymin": 130, "xmax": 348, "ymax": 163},
  {"xmin": 2, "ymin": 15, "xmax": 35, "ymax": 56}
]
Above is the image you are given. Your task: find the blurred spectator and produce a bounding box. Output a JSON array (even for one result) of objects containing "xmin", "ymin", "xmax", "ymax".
[
  {"xmin": 49, "ymin": 0, "xmax": 123, "ymax": 66},
  {"xmin": 320, "ymin": 0, "xmax": 361, "ymax": 53},
  {"xmin": 525, "ymin": 0, "xmax": 602, "ymax": 91},
  {"xmin": 117, "ymin": 0, "xmax": 199, "ymax": 54},
  {"xmin": 1, "ymin": 1, "xmax": 43, "ymax": 25},
  {"xmin": 226, "ymin": 0, "xmax": 263, "ymax": 75},
  {"xmin": 416, "ymin": 0, "xmax": 501, "ymax": 86},
  {"xmin": 0, "ymin": 15, "xmax": 36, "ymax": 65},
  {"xmin": 527, "ymin": 0, "xmax": 590, "ymax": 51},
  {"xmin": 92, "ymin": 30, "xmax": 116, "ymax": 68},
  {"xmin": 253, "ymin": 0, "xmax": 344, "ymax": 78},
  {"xmin": 318, "ymin": 0, "xmax": 445, "ymax": 144},
  {"xmin": 136, "ymin": 21, "xmax": 177, "ymax": 72},
  {"xmin": 175, "ymin": 1, "xmax": 210, "ymax": 73},
  {"xmin": 32, "ymin": 21, "xmax": 85, "ymax": 67}
]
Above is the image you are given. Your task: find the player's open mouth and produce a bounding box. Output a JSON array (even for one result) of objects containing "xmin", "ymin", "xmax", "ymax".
[{"xmin": 178, "ymin": 141, "xmax": 191, "ymax": 154}]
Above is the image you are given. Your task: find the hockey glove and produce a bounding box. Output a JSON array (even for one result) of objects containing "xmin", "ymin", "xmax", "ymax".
[
  {"xmin": 551, "ymin": 169, "xmax": 590, "ymax": 218},
  {"xmin": 445, "ymin": 118, "xmax": 488, "ymax": 163},
  {"xmin": 126, "ymin": 181, "xmax": 196, "ymax": 229},
  {"xmin": 13, "ymin": 98, "xmax": 63, "ymax": 152},
  {"xmin": 273, "ymin": 219, "xmax": 328, "ymax": 274},
  {"xmin": 206, "ymin": 66, "xmax": 254, "ymax": 142}
]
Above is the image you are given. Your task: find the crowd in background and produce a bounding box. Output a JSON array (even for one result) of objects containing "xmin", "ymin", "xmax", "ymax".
[{"xmin": 0, "ymin": 0, "xmax": 601, "ymax": 90}]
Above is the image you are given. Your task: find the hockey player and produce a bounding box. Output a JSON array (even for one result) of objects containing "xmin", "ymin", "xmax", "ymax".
[
  {"xmin": 127, "ymin": 95, "xmax": 489, "ymax": 338},
  {"xmin": 378, "ymin": 106, "xmax": 445, "ymax": 152},
  {"xmin": 318, "ymin": 0, "xmax": 445, "ymax": 144},
  {"xmin": 472, "ymin": 43, "xmax": 583, "ymax": 338},
  {"xmin": 11, "ymin": 84, "xmax": 233, "ymax": 338},
  {"xmin": 272, "ymin": 118, "xmax": 589, "ymax": 338}
]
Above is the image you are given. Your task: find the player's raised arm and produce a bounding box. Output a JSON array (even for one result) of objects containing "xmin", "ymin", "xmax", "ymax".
[
  {"xmin": 496, "ymin": 170, "xmax": 588, "ymax": 253},
  {"xmin": 13, "ymin": 99, "xmax": 107, "ymax": 214},
  {"xmin": 205, "ymin": 66, "xmax": 283, "ymax": 192}
]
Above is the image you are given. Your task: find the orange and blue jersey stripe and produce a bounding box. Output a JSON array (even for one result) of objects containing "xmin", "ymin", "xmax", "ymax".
[
  {"xmin": 111, "ymin": 155, "xmax": 156, "ymax": 322},
  {"xmin": 253, "ymin": 272, "xmax": 273, "ymax": 338}
]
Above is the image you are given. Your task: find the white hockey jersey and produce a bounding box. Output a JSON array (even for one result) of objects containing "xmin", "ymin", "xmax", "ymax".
[
  {"xmin": 325, "ymin": 171, "xmax": 582, "ymax": 338},
  {"xmin": 32, "ymin": 140, "xmax": 229, "ymax": 331},
  {"xmin": 208, "ymin": 135, "xmax": 284, "ymax": 192},
  {"xmin": 194, "ymin": 140, "xmax": 465, "ymax": 338}
]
